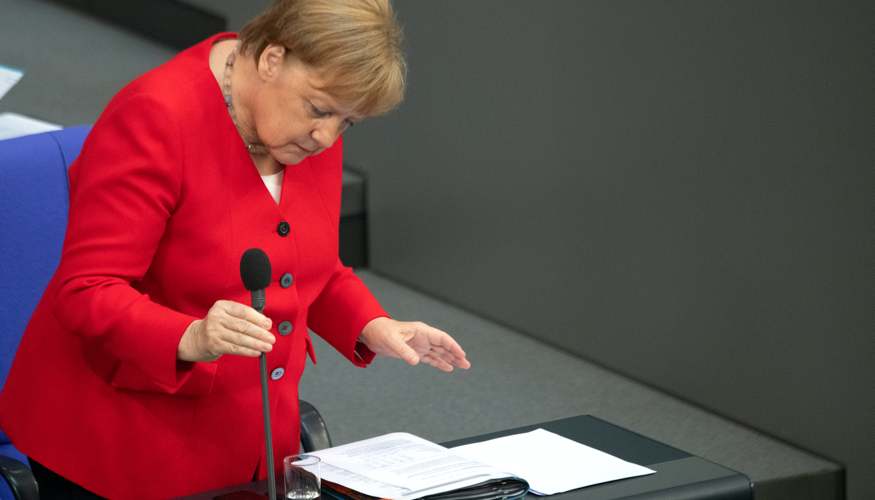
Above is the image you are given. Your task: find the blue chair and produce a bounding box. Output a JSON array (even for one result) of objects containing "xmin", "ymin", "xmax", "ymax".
[
  {"xmin": 0, "ymin": 127, "xmax": 331, "ymax": 500},
  {"xmin": 0, "ymin": 126, "xmax": 88, "ymax": 500}
]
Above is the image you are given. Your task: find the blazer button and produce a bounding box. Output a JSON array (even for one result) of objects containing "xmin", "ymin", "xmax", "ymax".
[
  {"xmin": 281, "ymin": 273, "xmax": 293, "ymax": 288},
  {"xmin": 278, "ymin": 321, "xmax": 293, "ymax": 336},
  {"xmin": 277, "ymin": 221, "xmax": 290, "ymax": 237},
  {"xmin": 271, "ymin": 367, "xmax": 285, "ymax": 380}
]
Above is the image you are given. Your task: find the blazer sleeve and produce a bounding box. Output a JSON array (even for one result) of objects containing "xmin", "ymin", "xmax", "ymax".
[
  {"xmin": 307, "ymin": 258, "xmax": 387, "ymax": 366},
  {"xmin": 303, "ymin": 135, "xmax": 388, "ymax": 366},
  {"xmin": 52, "ymin": 93, "xmax": 200, "ymax": 391}
]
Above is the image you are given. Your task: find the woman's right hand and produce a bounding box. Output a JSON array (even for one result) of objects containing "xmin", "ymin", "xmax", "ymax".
[{"xmin": 177, "ymin": 300, "xmax": 275, "ymax": 362}]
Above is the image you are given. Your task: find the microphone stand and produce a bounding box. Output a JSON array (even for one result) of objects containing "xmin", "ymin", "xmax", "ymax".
[
  {"xmin": 260, "ymin": 352, "xmax": 276, "ymax": 500},
  {"xmin": 252, "ymin": 290, "xmax": 276, "ymax": 500}
]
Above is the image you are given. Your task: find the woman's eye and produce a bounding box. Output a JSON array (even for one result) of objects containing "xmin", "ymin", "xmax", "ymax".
[{"xmin": 310, "ymin": 105, "xmax": 329, "ymax": 118}]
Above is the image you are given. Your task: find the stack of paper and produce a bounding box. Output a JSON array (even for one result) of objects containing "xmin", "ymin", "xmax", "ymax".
[
  {"xmin": 0, "ymin": 65, "xmax": 24, "ymax": 100},
  {"xmin": 311, "ymin": 433, "xmax": 523, "ymax": 500},
  {"xmin": 0, "ymin": 113, "xmax": 63, "ymax": 141},
  {"xmin": 451, "ymin": 428, "xmax": 654, "ymax": 495},
  {"xmin": 311, "ymin": 428, "xmax": 655, "ymax": 500},
  {"xmin": 0, "ymin": 65, "xmax": 63, "ymax": 141}
]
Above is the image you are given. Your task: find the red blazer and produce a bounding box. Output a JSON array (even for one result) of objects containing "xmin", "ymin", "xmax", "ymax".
[{"xmin": 0, "ymin": 34, "xmax": 386, "ymax": 499}]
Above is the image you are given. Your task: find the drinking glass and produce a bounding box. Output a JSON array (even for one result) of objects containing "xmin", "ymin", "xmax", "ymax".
[{"xmin": 284, "ymin": 454, "xmax": 321, "ymax": 500}]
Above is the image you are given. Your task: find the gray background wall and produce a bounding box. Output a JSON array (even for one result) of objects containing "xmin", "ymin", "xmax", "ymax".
[{"xmin": 334, "ymin": 1, "xmax": 873, "ymax": 498}]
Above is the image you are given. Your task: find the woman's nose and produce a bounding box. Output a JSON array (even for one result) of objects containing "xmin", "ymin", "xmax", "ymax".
[{"xmin": 312, "ymin": 120, "xmax": 343, "ymax": 147}]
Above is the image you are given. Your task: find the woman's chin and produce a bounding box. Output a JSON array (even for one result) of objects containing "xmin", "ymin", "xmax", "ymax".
[{"xmin": 271, "ymin": 149, "xmax": 308, "ymax": 166}]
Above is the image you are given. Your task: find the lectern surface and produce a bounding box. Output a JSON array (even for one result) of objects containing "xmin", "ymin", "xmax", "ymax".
[{"xmin": 174, "ymin": 415, "xmax": 751, "ymax": 500}]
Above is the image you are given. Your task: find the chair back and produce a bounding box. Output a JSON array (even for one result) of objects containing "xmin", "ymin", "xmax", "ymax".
[{"xmin": 0, "ymin": 126, "xmax": 91, "ymax": 467}]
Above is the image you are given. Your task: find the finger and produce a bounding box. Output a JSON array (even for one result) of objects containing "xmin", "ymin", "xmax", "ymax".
[
  {"xmin": 420, "ymin": 353, "xmax": 454, "ymax": 372},
  {"xmin": 422, "ymin": 348, "xmax": 469, "ymax": 370},
  {"xmin": 409, "ymin": 342, "xmax": 450, "ymax": 357},
  {"xmin": 190, "ymin": 320, "xmax": 269, "ymax": 360},
  {"xmin": 418, "ymin": 324, "xmax": 466, "ymax": 357},
  {"xmin": 437, "ymin": 334, "xmax": 467, "ymax": 359},
  {"xmin": 418, "ymin": 327, "xmax": 468, "ymax": 367},
  {"xmin": 221, "ymin": 328, "xmax": 274, "ymax": 355},
  {"xmin": 385, "ymin": 330, "xmax": 421, "ymax": 365},
  {"xmin": 408, "ymin": 324, "xmax": 470, "ymax": 369},
  {"xmin": 219, "ymin": 338, "xmax": 265, "ymax": 358},
  {"xmin": 428, "ymin": 346, "xmax": 470, "ymax": 369},
  {"xmin": 218, "ymin": 300, "xmax": 272, "ymax": 331},
  {"xmin": 455, "ymin": 356, "xmax": 471, "ymax": 369},
  {"xmin": 199, "ymin": 311, "xmax": 273, "ymax": 356},
  {"xmin": 218, "ymin": 310, "xmax": 275, "ymax": 345},
  {"xmin": 418, "ymin": 345, "xmax": 454, "ymax": 363}
]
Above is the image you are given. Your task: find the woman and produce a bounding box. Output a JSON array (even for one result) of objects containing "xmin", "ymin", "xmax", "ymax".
[{"xmin": 0, "ymin": 0, "xmax": 469, "ymax": 498}]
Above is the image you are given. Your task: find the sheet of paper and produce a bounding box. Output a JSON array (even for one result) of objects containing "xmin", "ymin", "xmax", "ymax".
[
  {"xmin": 0, "ymin": 112, "xmax": 62, "ymax": 141},
  {"xmin": 451, "ymin": 428, "xmax": 655, "ymax": 495},
  {"xmin": 310, "ymin": 432, "xmax": 517, "ymax": 500},
  {"xmin": 0, "ymin": 65, "xmax": 24, "ymax": 101}
]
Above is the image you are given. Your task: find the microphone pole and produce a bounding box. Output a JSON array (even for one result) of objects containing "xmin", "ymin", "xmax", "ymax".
[
  {"xmin": 259, "ymin": 323, "xmax": 276, "ymax": 500},
  {"xmin": 241, "ymin": 248, "xmax": 277, "ymax": 500}
]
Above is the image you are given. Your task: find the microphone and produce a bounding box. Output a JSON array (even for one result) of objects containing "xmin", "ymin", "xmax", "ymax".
[
  {"xmin": 240, "ymin": 248, "xmax": 272, "ymax": 313},
  {"xmin": 240, "ymin": 248, "xmax": 277, "ymax": 500}
]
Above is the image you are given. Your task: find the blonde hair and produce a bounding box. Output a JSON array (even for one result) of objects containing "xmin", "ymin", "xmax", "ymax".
[{"xmin": 239, "ymin": 0, "xmax": 406, "ymax": 116}]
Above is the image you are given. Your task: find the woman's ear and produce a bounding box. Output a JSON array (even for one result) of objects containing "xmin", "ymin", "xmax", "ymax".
[{"xmin": 257, "ymin": 44, "xmax": 287, "ymax": 81}]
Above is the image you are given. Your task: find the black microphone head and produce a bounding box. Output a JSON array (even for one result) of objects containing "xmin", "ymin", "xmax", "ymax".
[{"xmin": 240, "ymin": 248, "xmax": 272, "ymax": 291}]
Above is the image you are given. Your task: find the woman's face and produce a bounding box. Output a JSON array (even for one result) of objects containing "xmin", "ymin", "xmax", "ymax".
[{"xmin": 251, "ymin": 53, "xmax": 362, "ymax": 166}]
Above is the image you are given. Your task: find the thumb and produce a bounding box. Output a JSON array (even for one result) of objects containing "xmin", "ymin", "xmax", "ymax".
[{"xmin": 386, "ymin": 333, "xmax": 420, "ymax": 365}]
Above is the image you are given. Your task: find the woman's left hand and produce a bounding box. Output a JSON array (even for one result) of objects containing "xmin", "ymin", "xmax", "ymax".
[{"xmin": 359, "ymin": 317, "xmax": 471, "ymax": 372}]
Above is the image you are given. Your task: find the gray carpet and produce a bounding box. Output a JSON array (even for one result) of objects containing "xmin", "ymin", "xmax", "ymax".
[
  {"xmin": 0, "ymin": 0, "xmax": 175, "ymax": 127},
  {"xmin": 299, "ymin": 271, "xmax": 840, "ymax": 497}
]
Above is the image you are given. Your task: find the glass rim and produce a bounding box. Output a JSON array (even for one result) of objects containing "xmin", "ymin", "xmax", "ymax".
[{"xmin": 284, "ymin": 454, "xmax": 321, "ymax": 465}]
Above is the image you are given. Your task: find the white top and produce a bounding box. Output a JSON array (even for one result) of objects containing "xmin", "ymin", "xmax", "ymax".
[{"xmin": 261, "ymin": 169, "xmax": 284, "ymax": 205}]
